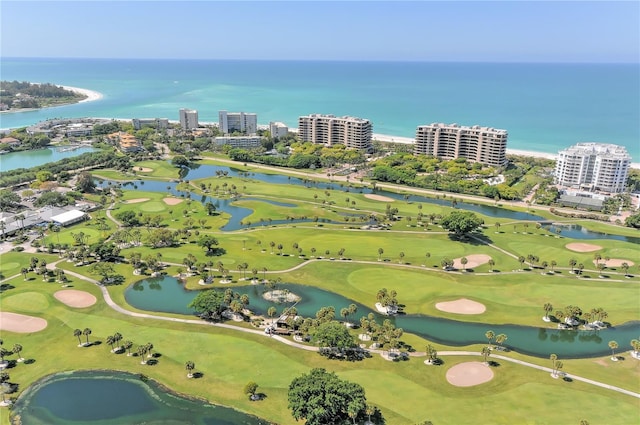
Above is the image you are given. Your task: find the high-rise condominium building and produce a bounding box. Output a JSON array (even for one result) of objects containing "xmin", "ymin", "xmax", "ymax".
[
  {"xmin": 413, "ymin": 123, "xmax": 508, "ymax": 167},
  {"xmin": 269, "ymin": 121, "xmax": 289, "ymax": 139},
  {"xmin": 297, "ymin": 114, "xmax": 372, "ymax": 151},
  {"xmin": 554, "ymin": 143, "xmax": 631, "ymax": 193},
  {"xmin": 179, "ymin": 109, "xmax": 199, "ymax": 130},
  {"xmin": 219, "ymin": 111, "xmax": 257, "ymax": 135}
]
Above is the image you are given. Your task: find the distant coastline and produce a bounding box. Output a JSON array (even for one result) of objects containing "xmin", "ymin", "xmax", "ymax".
[
  {"xmin": 0, "ymin": 84, "xmax": 103, "ymax": 115},
  {"xmin": 1, "ymin": 82, "xmax": 637, "ymax": 169}
]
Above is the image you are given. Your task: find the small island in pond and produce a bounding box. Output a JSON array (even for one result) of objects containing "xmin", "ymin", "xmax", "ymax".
[{"xmin": 0, "ymin": 80, "xmax": 87, "ymax": 111}]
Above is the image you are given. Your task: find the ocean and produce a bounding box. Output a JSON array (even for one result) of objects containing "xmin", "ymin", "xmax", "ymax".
[{"xmin": 1, "ymin": 58, "xmax": 638, "ymax": 160}]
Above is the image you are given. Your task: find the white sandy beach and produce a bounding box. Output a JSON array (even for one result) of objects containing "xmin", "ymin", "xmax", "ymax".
[{"xmin": 60, "ymin": 85, "xmax": 104, "ymax": 103}]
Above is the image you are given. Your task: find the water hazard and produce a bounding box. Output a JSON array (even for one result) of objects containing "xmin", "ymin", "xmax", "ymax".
[
  {"xmin": 125, "ymin": 277, "xmax": 640, "ymax": 359},
  {"xmin": 10, "ymin": 370, "xmax": 268, "ymax": 425}
]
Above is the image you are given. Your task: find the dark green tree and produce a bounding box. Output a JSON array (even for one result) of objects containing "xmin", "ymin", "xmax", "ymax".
[
  {"xmin": 440, "ymin": 211, "xmax": 484, "ymax": 236},
  {"xmin": 188, "ymin": 289, "xmax": 227, "ymax": 321},
  {"xmin": 288, "ymin": 368, "xmax": 367, "ymax": 425}
]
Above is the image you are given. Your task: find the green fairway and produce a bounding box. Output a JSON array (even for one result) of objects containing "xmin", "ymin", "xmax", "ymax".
[{"xmin": 2, "ymin": 160, "xmax": 639, "ymax": 425}]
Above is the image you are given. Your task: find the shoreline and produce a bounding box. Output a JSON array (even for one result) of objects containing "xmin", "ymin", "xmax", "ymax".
[
  {"xmin": 61, "ymin": 85, "xmax": 104, "ymax": 103},
  {"xmin": 0, "ymin": 84, "xmax": 103, "ymax": 115},
  {"xmin": 1, "ymin": 98, "xmax": 636, "ymax": 168}
]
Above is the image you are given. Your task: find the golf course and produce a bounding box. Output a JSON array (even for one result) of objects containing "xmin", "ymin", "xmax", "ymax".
[{"xmin": 1, "ymin": 158, "xmax": 638, "ymax": 425}]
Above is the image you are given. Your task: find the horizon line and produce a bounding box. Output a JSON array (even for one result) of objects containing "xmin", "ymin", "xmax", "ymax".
[{"xmin": 2, "ymin": 56, "xmax": 638, "ymax": 65}]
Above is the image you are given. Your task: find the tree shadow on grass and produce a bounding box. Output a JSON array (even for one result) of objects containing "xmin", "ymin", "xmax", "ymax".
[
  {"xmin": 146, "ymin": 358, "xmax": 159, "ymax": 366},
  {"xmin": 192, "ymin": 372, "xmax": 204, "ymax": 379},
  {"xmin": 0, "ymin": 284, "xmax": 15, "ymax": 293},
  {"xmin": 23, "ymin": 358, "xmax": 36, "ymax": 365}
]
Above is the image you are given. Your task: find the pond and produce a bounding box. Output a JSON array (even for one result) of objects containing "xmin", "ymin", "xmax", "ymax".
[
  {"xmin": 10, "ymin": 370, "xmax": 269, "ymax": 425},
  {"xmin": 125, "ymin": 277, "xmax": 640, "ymax": 359},
  {"xmin": 0, "ymin": 146, "xmax": 97, "ymax": 172},
  {"xmin": 99, "ymin": 164, "xmax": 639, "ymax": 242}
]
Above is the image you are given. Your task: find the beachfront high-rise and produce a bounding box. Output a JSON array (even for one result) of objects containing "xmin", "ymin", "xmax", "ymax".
[
  {"xmin": 297, "ymin": 114, "xmax": 372, "ymax": 151},
  {"xmin": 219, "ymin": 111, "xmax": 257, "ymax": 135},
  {"xmin": 413, "ymin": 123, "xmax": 508, "ymax": 167},
  {"xmin": 554, "ymin": 143, "xmax": 631, "ymax": 193},
  {"xmin": 179, "ymin": 109, "xmax": 199, "ymax": 130},
  {"xmin": 269, "ymin": 121, "xmax": 289, "ymax": 139}
]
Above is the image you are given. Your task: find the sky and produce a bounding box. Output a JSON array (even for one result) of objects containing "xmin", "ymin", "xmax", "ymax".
[{"xmin": 1, "ymin": 1, "xmax": 638, "ymax": 62}]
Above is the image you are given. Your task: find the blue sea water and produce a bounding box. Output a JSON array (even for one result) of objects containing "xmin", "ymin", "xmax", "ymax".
[{"xmin": 1, "ymin": 58, "xmax": 638, "ymax": 160}]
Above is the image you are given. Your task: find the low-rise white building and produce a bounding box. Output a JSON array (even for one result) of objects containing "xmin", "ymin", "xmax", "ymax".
[{"xmin": 214, "ymin": 136, "xmax": 264, "ymax": 149}]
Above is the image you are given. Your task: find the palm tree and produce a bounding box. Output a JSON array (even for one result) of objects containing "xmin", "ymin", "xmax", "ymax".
[
  {"xmin": 82, "ymin": 328, "xmax": 92, "ymax": 345},
  {"xmin": 378, "ymin": 248, "xmax": 384, "ymax": 261},
  {"xmin": 106, "ymin": 335, "xmax": 116, "ymax": 352},
  {"xmin": 577, "ymin": 263, "xmax": 585, "ymax": 276},
  {"xmin": 485, "ymin": 330, "xmax": 495, "ymax": 349},
  {"xmin": 481, "ymin": 346, "xmax": 491, "ymax": 364},
  {"xmin": 146, "ymin": 342, "xmax": 154, "ymax": 358},
  {"xmin": 398, "ymin": 251, "xmax": 405, "ymax": 264},
  {"xmin": 365, "ymin": 404, "xmax": 376, "ymax": 425},
  {"xmin": 488, "ymin": 259, "xmax": 495, "ymax": 272},
  {"xmin": 550, "ymin": 353, "xmax": 558, "ymax": 376},
  {"xmin": 608, "ymin": 341, "xmax": 618, "ymax": 360},
  {"xmin": 621, "ymin": 262, "xmax": 630, "ymax": 277},
  {"xmin": 495, "ymin": 334, "xmax": 507, "ymax": 350},
  {"xmin": 460, "ymin": 257, "xmax": 468, "ymax": 271},
  {"xmin": 20, "ymin": 267, "xmax": 29, "ymax": 281},
  {"xmin": 74, "ymin": 329, "xmax": 82, "ymax": 346},
  {"xmin": 123, "ymin": 340, "xmax": 133, "ymax": 356},
  {"xmin": 267, "ymin": 307, "xmax": 277, "ymax": 324},
  {"xmin": 185, "ymin": 360, "xmax": 195, "ymax": 378},
  {"xmin": 113, "ymin": 332, "xmax": 123, "ymax": 351},
  {"xmin": 518, "ymin": 256, "xmax": 526, "ymax": 270},
  {"xmin": 543, "ymin": 303, "xmax": 553, "ymax": 321},
  {"xmin": 425, "ymin": 344, "xmax": 438, "ymax": 364},
  {"xmin": 630, "ymin": 339, "xmax": 640, "ymax": 358},
  {"xmin": 137, "ymin": 345, "xmax": 148, "ymax": 364},
  {"xmin": 12, "ymin": 344, "xmax": 23, "ymax": 362},
  {"xmin": 569, "ymin": 258, "xmax": 577, "ymax": 273}
]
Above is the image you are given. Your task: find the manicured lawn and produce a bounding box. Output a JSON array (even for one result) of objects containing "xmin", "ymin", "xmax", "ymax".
[{"xmin": 2, "ymin": 159, "xmax": 639, "ymax": 424}]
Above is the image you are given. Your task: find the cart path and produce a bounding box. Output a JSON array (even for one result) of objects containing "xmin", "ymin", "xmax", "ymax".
[{"xmin": 33, "ymin": 267, "xmax": 636, "ymax": 400}]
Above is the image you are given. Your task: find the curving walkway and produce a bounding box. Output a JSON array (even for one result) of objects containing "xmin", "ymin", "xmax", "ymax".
[{"xmin": 36, "ymin": 267, "xmax": 638, "ymax": 399}]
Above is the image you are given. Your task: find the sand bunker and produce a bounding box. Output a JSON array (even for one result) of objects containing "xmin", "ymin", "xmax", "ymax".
[
  {"xmin": 136, "ymin": 167, "xmax": 153, "ymax": 172},
  {"xmin": 0, "ymin": 312, "xmax": 47, "ymax": 333},
  {"xmin": 566, "ymin": 243, "xmax": 602, "ymax": 252},
  {"xmin": 436, "ymin": 298, "xmax": 486, "ymax": 315},
  {"xmin": 364, "ymin": 194, "xmax": 395, "ymax": 202},
  {"xmin": 446, "ymin": 362, "xmax": 494, "ymax": 387},
  {"xmin": 54, "ymin": 290, "xmax": 97, "ymax": 308},
  {"xmin": 453, "ymin": 254, "xmax": 491, "ymax": 269},
  {"xmin": 163, "ymin": 197, "xmax": 184, "ymax": 205},
  {"xmin": 596, "ymin": 258, "xmax": 635, "ymax": 267},
  {"xmin": 126, "ymin": 198, "xmax": 150, "ymax": 204}
]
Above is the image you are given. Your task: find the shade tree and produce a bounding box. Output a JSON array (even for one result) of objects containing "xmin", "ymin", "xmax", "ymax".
[{"xmin": 288, "ymin": 368, "xmax": 368, "ymax": 425}]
